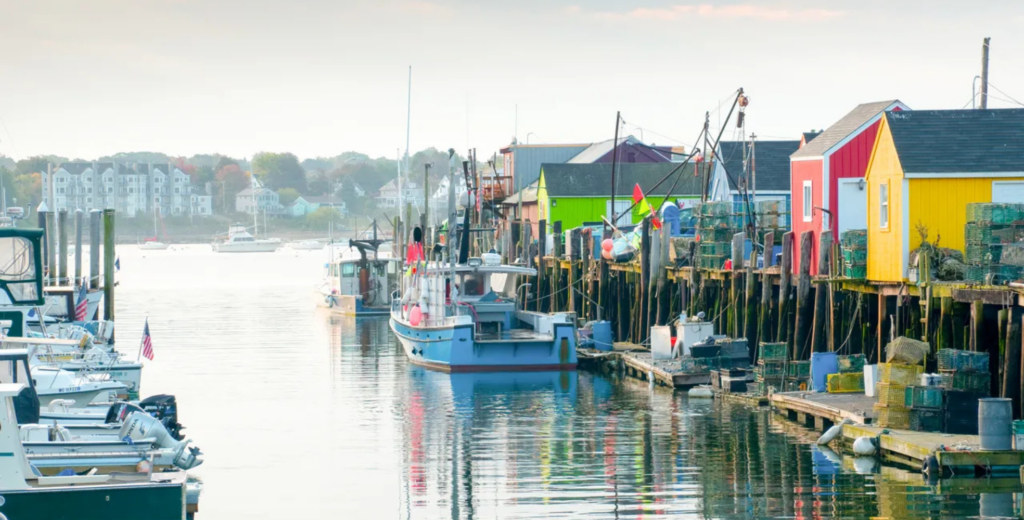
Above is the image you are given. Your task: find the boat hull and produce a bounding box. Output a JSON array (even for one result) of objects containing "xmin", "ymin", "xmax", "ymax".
[
  {"xmin": 139, "ymin": 242, "xmax": 170, "ymax": 250},
  {"xmin": 62, "ymin": 364, "xmax": 143, "ymax": 398},
  {"xmin": 315, "ymin": 292, "xmax": 389, "ymax": 316},
  {"xmin": 390, "ymin": 318, "xmax": 577, "ymax": 372},
  {"xmin": 212, "ymin": 242, "xmax": 280, "ymax": 253},
  {"xmin": 0, "ymin": 479, "xmax": 186, "ymax": 520}
]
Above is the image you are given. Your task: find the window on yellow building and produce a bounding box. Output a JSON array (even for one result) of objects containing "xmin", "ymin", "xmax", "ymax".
[{"xmin": 879, "ymin": 182, "xmax": 889, "ymax": 229}]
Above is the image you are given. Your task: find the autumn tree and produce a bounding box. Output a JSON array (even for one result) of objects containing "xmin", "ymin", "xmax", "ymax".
[{"xmin": 252, "ymin": 152, "xmax": 306, "ymax": 192}]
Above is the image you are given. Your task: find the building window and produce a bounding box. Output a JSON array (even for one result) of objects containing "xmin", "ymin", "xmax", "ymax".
[
  {"xmin": 87, "ymin": 187, "xmax": 92, "ymax": 194},
  {"xmin": 879, "ymin": 182, "xmax": 889, "ymax": 229},
  {"xmin": 86, "ymin": 197, "xmax": 92, "ymax": 204},
  {"xmin": 107, "ymin": 187, "xmax": 113, "ymax": 193},
  {"xmin": 802, "ymin": 181, "xmax": 812, "ymax": 222}
]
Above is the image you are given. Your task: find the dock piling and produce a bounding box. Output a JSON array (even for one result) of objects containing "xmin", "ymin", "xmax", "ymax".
[
  {"xmin": 89, "ymin": 211, "xmax": 101, "ymax": 291},
  {"xmin": 102, "ymin": 209, "xmax": 115, "ymax": 323},
  {"xmin": 811, "ymin": 230, "xmax": 831, "ymax": 353},
  {"xmin": 794, "ymin": 231, "xmax": 813, "ymax": 359},
  {"xmin": 74, "ymin": 210, "xmax": 83, "ymax": 286}
]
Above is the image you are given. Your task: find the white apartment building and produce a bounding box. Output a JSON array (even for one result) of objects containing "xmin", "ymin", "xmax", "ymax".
[
  {"xmin": 46, "ymin": 162, "xmax": 212, "ymax": 217},
  {"xmin": 375, "ymin": 179, "xmax": 424, "ymax": 209}
]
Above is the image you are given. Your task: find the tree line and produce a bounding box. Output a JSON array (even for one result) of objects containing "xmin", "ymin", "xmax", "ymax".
[{"xmin": 0, "ymin": 147, "xmax": 486, "ymax": 217}]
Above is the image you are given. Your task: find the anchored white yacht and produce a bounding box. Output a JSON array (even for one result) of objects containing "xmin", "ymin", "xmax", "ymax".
[{"xmin": 212, "ymin": 224, "xmax": 281, "ymax": 253}]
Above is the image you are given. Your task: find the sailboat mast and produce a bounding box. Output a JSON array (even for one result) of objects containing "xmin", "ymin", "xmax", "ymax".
[{"xmin": 251, "ymin": 169, "xmax": 258, "ymax": 236}]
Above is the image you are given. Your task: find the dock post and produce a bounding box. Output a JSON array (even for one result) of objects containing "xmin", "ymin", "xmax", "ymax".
[
  {"xmin": 102, "ymin": 209, "xmax": 115, "ymax": 323},
  {"xmin": 730, "ymin": 233, "xmax": 744, "ymax": 338},
  {"xmin": 778, "ymin": 232, "xmax": 793, "ymax": 345},
  {"xmin": 759, "ymin": 232, "xmax": 775, "ymax": 349},
  {"xmin": 38, "ymin": 208, "xmax": 49, "ymax": 285},
  {"xmin": 45, "ymin": 211, "xmax": 57, "ymax": 287},
  {"xmin": 970, "ymin": 300, "xmax": 984, "ymax": 352},
  {"xmin": 74, "ymin": 210, "xmax": 83, "ymax": 286},
  {"xmin": 552, "ymin": 221, "xmax": 562, "ymax": 312},
  {"xmin": 794, "ymin": 231, "xmax": 813, "ymax": 359},
  {"xmin": 1006, "ymin": 310, "xmax": 1022, "ymax": 418},
  {"xmin": 811, "ymin": 230, "xmax": 832, "ymax": 353},
  {"xmin": 537, "ymin": 219, "xmax": 546, "ymax": 312},
  {"xmin": 939, "ymin": 297, "xmax": 953, "ymax": 350},
  {"xmin": 89, "ymin": 211, "xmax": 101, "ymax": 291},
  {"xmin": 639, "ymin": 218, "xmax": 651, "ymax": 344},
  {"xmin": 58, "ymin": 210, "xmax": 69, "ymax": 286},
  {"xmin": 655, "ymin": 224, "xmax": 669, "ymax": 326},
  {"xmin": 744, "ymin": 248, "xmax": 757, "ymax": 351}
]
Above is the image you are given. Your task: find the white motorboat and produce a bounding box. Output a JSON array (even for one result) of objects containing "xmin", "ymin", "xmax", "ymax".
[
  {"xmin": 212, "ymin": 224, "xmax": 281, "ymax": 253},
  {"xmin": 314, "ymin": 238, "xmax": 400, "ymax": 316},
  {"xmin": 32, "ymin": 366, "xmax": 127, "ymax": 408},
  {"xmin": 290, "ymin": 239, "xmax": 325, "ymax": 250},
  {"xmin": 139, "ymin": 241, "xmax": 169, "ymax": 250}
]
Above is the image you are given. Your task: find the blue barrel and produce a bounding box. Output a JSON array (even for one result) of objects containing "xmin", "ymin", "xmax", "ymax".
[
  {"xmin": 592, "ymin": 321, "xmax": 613, "ymax": 352},
  {"xmin": 979, "ymin": 398, "xmax": 1013, "ymax": 450},
  {"xmin": 810, "ymin": 352, "xmax": 839, "ymax": 392}
]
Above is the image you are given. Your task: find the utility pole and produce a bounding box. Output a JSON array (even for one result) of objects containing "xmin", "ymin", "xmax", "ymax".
[
  {"xmin": 609, "ymin": 111, "xmax": 621, "ymax": 226},
  {"xmin": 981, "ymin": 37, "xmax": 991, "ymax": 109}
]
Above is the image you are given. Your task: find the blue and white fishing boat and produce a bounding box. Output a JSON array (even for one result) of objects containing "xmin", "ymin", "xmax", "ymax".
[{"xmin": 389, "ymin": 257, "xmax": 577, "ymax": 372}]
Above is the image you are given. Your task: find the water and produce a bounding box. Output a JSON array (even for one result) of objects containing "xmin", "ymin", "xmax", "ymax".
[{"xmin": 114, "ymin": 246, "xmax": 1021, "ymax": 519}]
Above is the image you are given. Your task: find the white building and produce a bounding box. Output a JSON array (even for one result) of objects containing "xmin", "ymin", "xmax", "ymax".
[
  {"xmin": 235, "ymin": 187, "xmax": 284, "ymax": 215},
  {"xmin": 430, "ymin": 175, "xmax": 466, "ymax": 218},
  {"xmin": 375, "ymin": 179, "xmax": 424, "ymax": 209},
  {"xmin": 45, "ymin": 162, "xmax": 212, "ymax": 217}
]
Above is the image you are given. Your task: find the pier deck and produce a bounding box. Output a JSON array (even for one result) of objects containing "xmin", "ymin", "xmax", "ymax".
[
  {"xmin": 771, "ymin": 391, "xmax": 875, "ymax": 429},
  {"xmin": 577, "ymin": 345, "xmax": 720, "ymax": 388}
]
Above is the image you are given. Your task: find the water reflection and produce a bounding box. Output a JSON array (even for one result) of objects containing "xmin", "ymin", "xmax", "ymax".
[{"xmin": 328, "ymin": 319, "xmax": 1022, "ymax": 520}]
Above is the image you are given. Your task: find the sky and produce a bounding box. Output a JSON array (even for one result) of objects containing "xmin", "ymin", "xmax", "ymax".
[{"xmin": 1, "ymin": 0, "xmax": 1022, "ymax": 162}]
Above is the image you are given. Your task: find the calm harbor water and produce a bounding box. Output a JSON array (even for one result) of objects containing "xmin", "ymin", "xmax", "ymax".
[{"xmin": 114, "ymin": 246, "xmax": 1020, "ymax": 519}]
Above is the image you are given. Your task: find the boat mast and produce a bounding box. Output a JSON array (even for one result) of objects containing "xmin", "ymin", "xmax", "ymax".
[
  {"xmin": 447, "ymin": 149, "xmax": 457, "ymax": 313},
  {"xmin": 251, "ymin": 166, "xmax": 258, "ymax": 236},
  {"xmin": 404, "ymin": 65, "xmax": 412, "ymax": 241}
]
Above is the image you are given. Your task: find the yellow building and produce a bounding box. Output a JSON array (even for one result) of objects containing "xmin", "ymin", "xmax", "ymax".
[{"xmin": 865, "ymin": 109, "xmax": 1024, "ymax": 282}]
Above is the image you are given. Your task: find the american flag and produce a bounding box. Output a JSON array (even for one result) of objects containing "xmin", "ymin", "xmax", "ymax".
[
  {"xmin": 74, "ymin": 285, "xmax": 89, "ymax": 322},
  {"xmin": 140, "ymin": 319, "xmax": 154, "ymax": 361}
]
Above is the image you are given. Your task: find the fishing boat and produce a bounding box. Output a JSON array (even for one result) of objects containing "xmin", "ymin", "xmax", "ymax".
[
  {"xmin": 32, "ymin": 366, "xmax": 127, "ymax": 407},
  {"xmin": 390, "ymin": 257, "xmax": 577, "ymax": 372},
  {"xmin": 0, "ymin": 384, "xmax": 193, "ymax": 520},
  {"xmin": 314, "ymin": 236, "xmax": 400, "ymax": 316},
  {"xmin": 290, "ymin": 239, "xmax": 325, "ymax": 250},
  {"xmin": 211, "ymin": 224, "xmax": 281, "ymax": 253}
]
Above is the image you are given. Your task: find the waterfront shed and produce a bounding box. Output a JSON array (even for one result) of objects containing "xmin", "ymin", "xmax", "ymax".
[
  {"xmin": 789, "ymin": 100, "xmax": 909, "ymax": 274},
  {"xmin": 536, "ymin": 162, "xmax": 700, "ymax": 231},
  {"xmin": 865, "ymin": 108, "xmax": 1024, "ymax": 282}
]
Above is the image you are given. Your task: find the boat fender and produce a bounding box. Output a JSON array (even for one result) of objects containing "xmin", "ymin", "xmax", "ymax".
[
  {"xmin": 922, "ymin": 455, "xmax": 939, "ymax": 476},
  {"xmin": 816, "ymin": 418, "xmax": 852, "ymax": 445},
  {"xmin": 852, "ymin": 436, "xmax": 877, "ymax": 456},
  {"xmin": 688, "ymin": 386, "xmax": 714, "ymax": 398}
]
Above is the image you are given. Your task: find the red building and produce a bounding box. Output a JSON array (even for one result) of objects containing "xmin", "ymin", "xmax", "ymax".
[{"xmin": 789, "ymin": 100, "xmax": 908, "ymax": 274}]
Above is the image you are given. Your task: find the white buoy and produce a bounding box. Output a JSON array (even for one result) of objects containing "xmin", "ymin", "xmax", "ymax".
[
  {"xmin": 648, "ymin": 370, "xmax": 655, "ymax": 389},
  {"xmin": 688, "ymin": 386, "xmax": 714, "ymax": 398},
  {"xmin": 852, "ymin": 436, "xmax": 877, "ymax": 456},
  {"xmin": 816, "ymin": 418, "xmax": 852, "ymax": 445}
]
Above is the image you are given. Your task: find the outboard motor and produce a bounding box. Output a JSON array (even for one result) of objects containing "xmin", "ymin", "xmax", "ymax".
[
  {"xmin": 14, "ymin": 385, "xmax": 39, "ymax": 425},
  {"xmin": 118, "ymin": 411, "xmax": 202, "ymax": 470},
  {"xmin": 105, "ymin": 401, "xmax": 146, "ymax": 424},
  {"xmin": 139, "ymin": 394, "xmax": 183, "ymax": 441}
]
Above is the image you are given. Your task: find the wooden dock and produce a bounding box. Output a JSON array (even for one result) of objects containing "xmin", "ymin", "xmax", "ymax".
[
  {"xmin": 771, "ymin": 391, "xmax": 875, "ymax": 430},
  {"xmin": 769, "ymin": 390, "xmax": 1024, "ymax": 476},
  {"xmin": 578, "ymin": 345, "xmax": 732, "ymax": 388}
]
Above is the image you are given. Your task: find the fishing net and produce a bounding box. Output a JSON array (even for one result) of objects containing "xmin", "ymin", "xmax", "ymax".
[{"xmin": 886, "ymin": 336, "xmax": 930, "ymax": 365}]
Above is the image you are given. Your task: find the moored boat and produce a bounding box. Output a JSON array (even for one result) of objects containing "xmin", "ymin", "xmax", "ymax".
[
  {"xmin": 314, "ymin": 237, "xmax": 400, "ymax": 316},
  {"xmin": 211, "ymin": 224, "xmax": 280, "ymax": 253}
]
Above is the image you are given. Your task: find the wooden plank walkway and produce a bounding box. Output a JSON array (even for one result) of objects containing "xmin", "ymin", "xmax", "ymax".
[
  {"xmin": 771, "ymin": 391, "xmax": 875, "ymax": 430},
  {"xmin": 842, "ymin": 423, "xmax": 1024, "ymax": 474},
  {"xmin": 578, "ymin": 344, "xmax": 726, "ymax": 388}
]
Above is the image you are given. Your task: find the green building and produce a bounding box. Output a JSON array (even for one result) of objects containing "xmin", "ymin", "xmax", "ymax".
[{"xmin": 536, "ymin": 162, "xmax": 702, "ymax": 231}]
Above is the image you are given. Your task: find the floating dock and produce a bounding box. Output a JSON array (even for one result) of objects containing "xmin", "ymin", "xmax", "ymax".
[{"xmin": 578, "ymin": 345, "xmax": 737, "ymax": 388}]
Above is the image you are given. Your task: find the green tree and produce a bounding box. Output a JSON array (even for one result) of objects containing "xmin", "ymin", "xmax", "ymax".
[
  {"xmin": 215, "ymin": 164, "xmax": 250, "ymax": 213},
  {"xmin": 277, "ymin": 187, "xmax": 300, "ymax": 206},
  {"xmin": 16, "ymin": 156, "xmax": 66, "ymax": 176},
  {"xmin": 252, "ymin": 152, "xmax": 306, "ymax": 192},
  {"xmin": 305, "ymin": 206, "xmax": 342, "ymax": 229}
]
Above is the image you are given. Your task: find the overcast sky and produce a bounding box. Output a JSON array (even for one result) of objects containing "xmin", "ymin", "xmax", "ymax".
[{"xmin": 1, "ymin": 0, "xmax": 1022, "ymax": 162}]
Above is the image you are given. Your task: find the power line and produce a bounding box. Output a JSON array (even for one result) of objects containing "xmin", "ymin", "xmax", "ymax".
[{"xmin": 987, "ymin": 83, "xmax": 1024, "ymax": 107}]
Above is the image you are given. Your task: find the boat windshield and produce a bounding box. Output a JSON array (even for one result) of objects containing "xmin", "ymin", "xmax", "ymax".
[
  {"xmin": 0, "ymin": 235, "xmax": 41, "ymax": 304},
  {"xmin": 457, "ymin": 273, "xmax": 486, "ymax": 297}
]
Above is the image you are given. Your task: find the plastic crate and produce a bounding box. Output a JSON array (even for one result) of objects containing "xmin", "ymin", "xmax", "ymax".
[
  {"xmin": 940, "ymin": 370, "xmax": 990, "ymax": 395},
  {"xmin": 827, "ymin": 373, "xmax": 864, "ymax": 393},
  {"xmin": 787, "ymin": 361, "xmax": 811, "ymax": 378},
  {"xmin": 876, "ymin": 383, "xmax": 907, "ymax": 407},
  {"xmin": 758, "ymin": 343, "xmax": 787, "ymax": 362},
  {"xmin": 874, "ymin": 404, "xmax": 911, "ymax": 429},
  {"xmin": 904, "ymin": 385, "xmax": 944, "ymax": 409},
  {"xmin": 838, "ymin": 354, "xmax": 865, "ymax": 374},
  {"xmin": 878, "ymin": 363, "xmax": 923, "ymax": 385},
  {"xmin": 909, "ymin": 408, "xmax": 943, "ymax": 432}
]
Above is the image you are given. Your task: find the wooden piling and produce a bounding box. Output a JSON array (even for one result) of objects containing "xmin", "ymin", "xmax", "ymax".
[
  {"xmin": 730, "ymin": 233, "xmax": 744, "ymax": 338},
  {"xmin": 45, "ymin": 211, "xmax": 56, "ymax": 286},
  {"xmin": 74, "ymin": 210, "xmax": 83, "ymax": 287},
  {"xmin": 744, "ymin": 249, "xmax": 757, "ymax": 354},
  {"xmin": 779, "ymin": 232, "xmax": 793, "ymax": 346},
  {"xmin": 57, "ymin": 210, "xmax": 68, "ymax": 286},
  {"xmin": 639, "ymin": 218, "xmax": 651, "ymax": 344},
  {"xmin": 536, "ymin": 219, "xmax": 546, "ymax": 312},
  {"xmin": 794, "ymin": 231, "xmax": 813, "ymax": 359},
  {"xmin": 939, "ymin": 297, "xmax": 953, "ymax": 350},
  {"xmin": 89, "ymin": 211, "xmax": 101, "ymax": 291},
  {"xmin": 970, "ymin": 300, "xmax": 984, "ymax": 352},
  {"xmin": 102, "ymin": 209, "xmax": 115, "ymax": 323},
  {"xmin": 810, "ymin": 230, "xmax": 831, "ymax": 353},
  {"xmin": 1006, "ymin": 309, "xmax": 1023, "ymax": 418}
]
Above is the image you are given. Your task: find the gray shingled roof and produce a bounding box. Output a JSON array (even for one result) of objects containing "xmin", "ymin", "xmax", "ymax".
[
  {"xmin": 802, "ymin": 131, "xmax": 821, "ymax": 144},
  {"xmin": 719, "ymin": 140, "xmax": 800, "ymax": 192},
  {"xmin": 59, "ymin": 162, "xmax": 92, "ymax": 176},
  {"xmin": 887, "ymin": 108, "xmax": 1024, "ymax": 174},
  {"xmin": 505, "ymin": 144, "xmax": 590, "ymax": 192},
  {"xmin": 541, "ymin": 162, "xmax": 700, "ymax": 198},
  {"xmin": 791, "ymin": 100, "xmax": 903, "ymax": 158}
]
